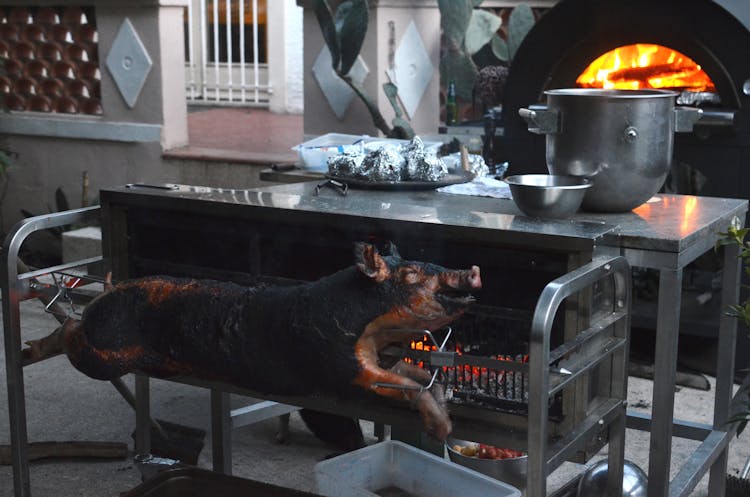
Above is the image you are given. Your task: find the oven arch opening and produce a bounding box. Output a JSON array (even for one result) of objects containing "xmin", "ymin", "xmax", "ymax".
[{"xmin": 575, "ymin": 43, "xmax": 716, "ymax": 95}]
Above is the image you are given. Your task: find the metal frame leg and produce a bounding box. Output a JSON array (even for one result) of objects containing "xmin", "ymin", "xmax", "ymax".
[
  {"xmin": 210, "ymin": 389, "xmax": 232, "ymax": 474},
  {"xmin": 647, "ymin": 268, "xmax": 683, "ymax": 497},
  {"xmin": 3, "ymin": 259, "xmax": 31, "ymax": 496},
  {"xmin": 607, "ymin": 279, "xmax": 630, "ymax": 497},
  {"xmin": 708, "ymin": 240, "xmax": 741, "ymax": 496},
  {"xmin": 134, "ymin": 374, "xmax": 152, "ymax": 459}
]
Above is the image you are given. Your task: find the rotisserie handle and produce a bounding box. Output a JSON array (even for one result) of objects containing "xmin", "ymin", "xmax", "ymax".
[
  {"xmin": 518, "ymin": 106, "xmax": 560, "ymax": 135},
  {"xmin": 674, "ymin": 106, "xmax": 703, "ymax": 132}
]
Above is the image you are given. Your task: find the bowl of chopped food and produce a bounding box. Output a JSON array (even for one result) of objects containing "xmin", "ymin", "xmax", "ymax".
[{"xmin": 446, "ymin": 438, "xmax": 527, "ymax": 490}]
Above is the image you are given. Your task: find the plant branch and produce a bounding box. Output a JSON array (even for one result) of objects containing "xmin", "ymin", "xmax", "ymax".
[{"xmin": 339, "ymin": 73, "xmax": 393, "ymax": 137}]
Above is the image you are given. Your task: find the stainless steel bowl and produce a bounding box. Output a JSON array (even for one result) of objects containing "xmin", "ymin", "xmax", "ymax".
[
  {"xmin": 577, "ymin": 459, "xmax": 648, "ymax": 497},
  {"xmin": 446, "ymin": 438, "xmax": 527, "ymax": 490},
  {"xmin": 505, "ymin": 174, "xmax": 591, "ymax": 219}
]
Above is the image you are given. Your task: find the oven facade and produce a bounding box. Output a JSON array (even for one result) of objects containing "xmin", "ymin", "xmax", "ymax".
[
  {"xmin": 502, "ymin": 0, "xmax": 750, "ymax": 190},
  {"xmin": 500, "ymin": 0, "xmax": 750, "ymax": 369}
]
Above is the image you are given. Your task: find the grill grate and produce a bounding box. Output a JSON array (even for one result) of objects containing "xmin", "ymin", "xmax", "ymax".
[{"xmin": 386, "ymin": 305, "xmax": 558, "ymax": 415}]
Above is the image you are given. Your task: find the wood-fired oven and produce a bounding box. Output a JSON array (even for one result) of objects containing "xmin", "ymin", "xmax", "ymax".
[
  {"xmin": 500, "ymin": 0, "xmax": 750, "ymax": 370},
  {"xmin": 502, "ymin": 0, "xmax": 750, "ymax": 202}
]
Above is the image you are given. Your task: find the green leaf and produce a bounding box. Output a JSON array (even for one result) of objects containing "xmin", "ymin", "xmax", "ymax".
[
  {"xmin": 439, "ymin": 0, "xmax": 473, "ymax": 47},
  {"xmin": 507, "ymin": 4, "xmax": 535, "ymax": 60},
  {"xmin": 490, "ymin": 33, "xmax": 510, "ymax": 62},
  {"xmin": 314, "ymin": 0, "xmax": 340, "ymax": 71},
  {"xmin": 440, "ymin": 47, "xmax": 477, "ymax": 101},
  {"xmin": 465, "ymin": 10, "xmax": 502, "ymax": 55},
  {"xmin": 337, "ymin": 0, "xmax": 369, "ymax": 75}
]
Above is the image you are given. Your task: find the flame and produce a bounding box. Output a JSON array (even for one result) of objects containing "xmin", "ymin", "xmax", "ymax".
[{"xmin": 577, "ymin": 44, "xmax": 715, "ymax": 92}]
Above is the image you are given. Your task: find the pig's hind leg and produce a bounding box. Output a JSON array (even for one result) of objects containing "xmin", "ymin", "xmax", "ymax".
[
  {"xmin": 20, "ymin": 318, "xmax": 130, "ymax": 380},
  {"xmin": 23, "ymin": 325, "xmax": 65, "ymax": 362}
]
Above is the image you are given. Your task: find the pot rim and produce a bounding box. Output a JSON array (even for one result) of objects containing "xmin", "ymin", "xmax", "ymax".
[
  {"xmin": 545, "ymin": 88, "xmax": 679, "ymax": 99},
  {"xmin": 505, "ymin": 174, "xmax": 593, "ymax": 190}
]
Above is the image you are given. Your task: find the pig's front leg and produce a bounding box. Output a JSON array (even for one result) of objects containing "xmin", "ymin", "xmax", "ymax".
[
  {"xmin": 352, "ymin": 334, "xmax": 452, "ymax": 441},
  {"xmin": 389, "ymin": 361, "xmax": 450, "ymax": 431}
]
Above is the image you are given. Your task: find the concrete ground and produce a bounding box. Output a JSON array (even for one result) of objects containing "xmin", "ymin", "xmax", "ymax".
[{"xmin": 1, "ymin": 298, "xmax": 749, "ymax": 497}]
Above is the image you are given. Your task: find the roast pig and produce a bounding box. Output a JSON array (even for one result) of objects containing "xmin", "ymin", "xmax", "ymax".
[{"xmin": 45, "ymin": 242, "xmax": 481, "ymax": 440}]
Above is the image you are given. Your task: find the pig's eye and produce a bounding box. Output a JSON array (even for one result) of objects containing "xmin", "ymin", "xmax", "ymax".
[{"xmin": 399, "ymin": 268, "xmax": 420, "ymax": 284}]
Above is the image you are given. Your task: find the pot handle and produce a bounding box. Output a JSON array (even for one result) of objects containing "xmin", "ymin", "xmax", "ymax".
[
  {"xmin": 674, "ymin": 106, "xmax": 703, "ymax": 133},
  {"xmin": 519, "ymin": 106, "xmax": 560, "ymax": 134}
]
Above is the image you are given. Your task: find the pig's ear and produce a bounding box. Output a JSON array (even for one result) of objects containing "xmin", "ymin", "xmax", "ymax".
[
  {"xmin": 355, "ymin": 242, "xmax": 390, "ymax": 282},
  {"xmin": 382, "ymin": 241, "xmax": 401, "ymax": 259}
]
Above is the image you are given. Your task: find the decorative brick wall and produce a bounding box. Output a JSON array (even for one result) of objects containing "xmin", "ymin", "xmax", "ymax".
[{"xmin": 0, "ymin": 5, "xmax": 102, "ymax": 115}]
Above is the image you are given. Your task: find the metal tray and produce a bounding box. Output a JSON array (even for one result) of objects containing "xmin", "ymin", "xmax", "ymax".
[
  {"xmin": 121, "ymin": 467, "xmax": 324, "ymax": 497},
  {"xmin": 324, "ymin": 171, "xmax": 473, "ymax": 190}
]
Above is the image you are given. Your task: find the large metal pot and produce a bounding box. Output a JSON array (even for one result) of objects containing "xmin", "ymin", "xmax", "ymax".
[{"xmin": 519, "ymin": 89, "xmax": 702, "ymax": 212}]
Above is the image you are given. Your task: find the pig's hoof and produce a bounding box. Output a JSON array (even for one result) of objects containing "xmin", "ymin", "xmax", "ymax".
[
  {"xmin": 425, "ymin": 415, "xmax": 452, "ymax": 442},
  {"xmin": 415, "ymin": 390, "xmax": 452, "ymax": 441}
]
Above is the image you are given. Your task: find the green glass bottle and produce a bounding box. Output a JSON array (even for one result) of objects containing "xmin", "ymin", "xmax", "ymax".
[{"xmin": 446, "ymin": 81, "xmax": 458, "ymax": 125}]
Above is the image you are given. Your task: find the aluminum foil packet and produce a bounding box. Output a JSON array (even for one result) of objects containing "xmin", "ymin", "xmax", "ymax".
[
  {"xmin": 401, "ymin": 137, "xmax": 448, "ymax": 182},
  {"xmin": 404, "ymin": 153, "xmax": 448, "ymax": 182},
  {"xmin": 359, "ymin": 147, "xmax": 404, "ymax": 181},
  {"xmin": 327, "ymin": 150, "xmax": 365, "ymax": 177},
  {"xmin": 327, "ymin": 135, "xmax": 447, "ymax": 182},
  {"xmin": 443, "ymin": 152, "xmax": 490, "ymax": 177}
]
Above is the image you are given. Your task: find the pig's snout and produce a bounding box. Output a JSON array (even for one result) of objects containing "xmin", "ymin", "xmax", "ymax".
[
  {"xmin": 466, "ymin": 265, "xmax": 481, "ymax": 290},
  {"xmin": 441, "ymin": 265, "xmax": 482, "ymax": 291}
]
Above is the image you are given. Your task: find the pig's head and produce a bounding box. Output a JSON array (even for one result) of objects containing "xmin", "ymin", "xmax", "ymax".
[{"xmin": 354, "ymin": 242, "xmax": 482, "ymax": 331}]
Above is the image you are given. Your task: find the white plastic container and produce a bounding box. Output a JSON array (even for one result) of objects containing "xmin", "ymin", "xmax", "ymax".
[
  {"xmin": 293, "ymin": 133, "xmax": 369, "ymax": 172},
  {"xmin": 314, "ymin": 440, "xmax": 521, "ymax": 497}
]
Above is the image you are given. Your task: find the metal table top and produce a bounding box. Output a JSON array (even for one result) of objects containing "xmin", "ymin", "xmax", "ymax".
[{"xmin": 102, "ymin": 182, "xmax": 747, "ymax": 257}]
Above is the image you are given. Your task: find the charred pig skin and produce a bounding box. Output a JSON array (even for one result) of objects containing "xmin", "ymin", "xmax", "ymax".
[{"xmin": 57, "ymin": 242, "xmax": 481, "ymax": 440}]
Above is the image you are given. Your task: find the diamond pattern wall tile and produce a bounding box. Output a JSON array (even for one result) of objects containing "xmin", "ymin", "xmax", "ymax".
[
  {"xmin": 388, "ymin": 20, "xmax": 433, "ymax": 119},
  {"xmin": 106, "ymin": 18, "xmax": 152, "ymax": 108},
  {"xmin": 312, "ymin": 46, "xmax": 368, "ymax": 119}
]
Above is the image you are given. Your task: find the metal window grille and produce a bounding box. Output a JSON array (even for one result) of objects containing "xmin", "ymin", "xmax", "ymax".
[{"xmin": 184, "ymin": 0, "xmax": 270, "ymax": 106}]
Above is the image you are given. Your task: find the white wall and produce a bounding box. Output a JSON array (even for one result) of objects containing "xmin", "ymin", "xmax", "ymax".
[
  {"xmin": 268, "ymin": 0, "xmax": 304, "ymax": 114},
  {"xmin": 285, "ymin": 3, "xmax": 304, "ymax": 113}
]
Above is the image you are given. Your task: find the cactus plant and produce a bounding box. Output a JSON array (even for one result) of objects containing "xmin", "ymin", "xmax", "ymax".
[
  {"xmin": 313, "ymin": 0, "xmax": 414, "ymax": 138},
  {"xmin": 439, "ymin": 1, "xmax": 535, "ymax": 101}
]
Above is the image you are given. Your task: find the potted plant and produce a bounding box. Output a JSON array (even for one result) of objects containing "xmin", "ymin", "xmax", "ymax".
[{"xmin": 717, "ymin": 223, "xmax": 750, "ymax": 437}]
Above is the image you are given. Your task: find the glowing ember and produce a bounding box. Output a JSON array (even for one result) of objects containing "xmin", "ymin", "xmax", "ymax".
[
  {"xmin": 406, "ymin": 338, "xmax": 530, "ymax": 402},
  {"xmin": 576, "ymin": 43, "xmax": 715, "ymax": 92}
]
